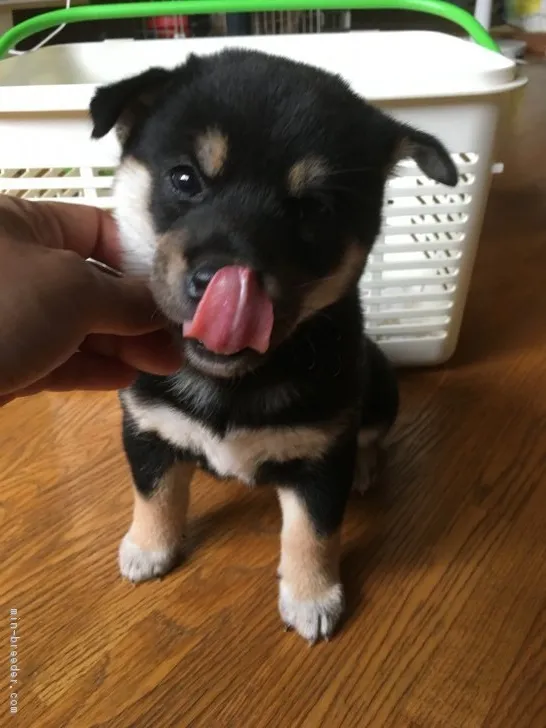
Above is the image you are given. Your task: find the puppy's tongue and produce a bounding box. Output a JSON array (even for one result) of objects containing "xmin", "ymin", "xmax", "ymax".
[{"xmin": 183, "ymin": 266, "xmax": 274, "ymax": 355}]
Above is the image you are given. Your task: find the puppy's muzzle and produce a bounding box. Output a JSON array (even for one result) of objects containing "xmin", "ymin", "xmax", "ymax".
[{"xmin": 182, "ymin": 259, "xmax": 274, "ymax": 356}]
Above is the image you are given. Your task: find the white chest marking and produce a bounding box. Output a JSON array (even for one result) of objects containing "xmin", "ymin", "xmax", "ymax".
[{"xmin": 123, "ymin": 392, "xmax": 339, "ymax": 485}]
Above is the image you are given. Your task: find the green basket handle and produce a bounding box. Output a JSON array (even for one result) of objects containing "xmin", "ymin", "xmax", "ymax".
[{"xmin": 0, "ymin": 0, "xmax": 500, "ymax": 59}]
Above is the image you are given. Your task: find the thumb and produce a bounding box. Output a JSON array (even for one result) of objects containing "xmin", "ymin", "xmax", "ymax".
[{"xmin": 85, "ymin": 264, "xmax": 166, "ymax": 335}]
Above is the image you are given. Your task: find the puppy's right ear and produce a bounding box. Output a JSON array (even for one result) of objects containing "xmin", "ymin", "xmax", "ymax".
[{"xmin": 90, "ymin": 67, "xmax": 173, "ymax": 143}]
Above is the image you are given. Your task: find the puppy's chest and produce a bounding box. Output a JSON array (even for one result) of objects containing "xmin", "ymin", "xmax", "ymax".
[{"xmin": 124, "ymin": 392, "xmax": 334, "ymax": 485}]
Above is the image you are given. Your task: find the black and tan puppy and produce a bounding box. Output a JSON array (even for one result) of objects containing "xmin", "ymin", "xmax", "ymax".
[{"xmin": 90, "ymin": 49, "xmax": 457, "ymax": 642}]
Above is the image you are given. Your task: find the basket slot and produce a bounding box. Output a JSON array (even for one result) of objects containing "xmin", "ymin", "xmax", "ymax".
[
  {"xmin": 363, "ymin": 288, "xmax": 455, "ymax": 304},
  {"xmin": 387, "ymin": 192, "xmax": 472, "ymax": 206},
  {"xmin": 384, "ymin": 204, "xmax": 470, "ymax": 216},
  {"xmin": 372, "ymin": 239, "xmax": 464, "ymax": 254},
  {"xmin": 386, "ymin": 183, "xmax": 473, "ymax": 197},
  {"xmin": 374, "ymin": 331, "xmax": 447, "ymax": 342},
  {"xmin": 452, "ymin": 152, "xmax": 480, "ymax": 164},
  {"xmin": 366, "ymin": 302, "xmax": 452, "ymax": 318},
  {"xmin": 393, "ymin": 160, "xmax": 478, "ymax": 178},
  {"xmin": 387, "ymin": 175, "xmax": 476, "ymax": 194},
  {"xmin": 372, "ymin": 247, "xmax": 461, "ymax": 258},
  {"xmin": 367, "ymin": 319, "xmax": 450, "ymax": 335},
  {"xmin": 382, "ymin": 220, "xmax": 467, "ymax": 234},
  {"xmin": 382, "ymin": 230, "xmax": 464, "ymax": 241},
  {"xmin": 362, "ymin": 272, "xmax": 458, "ymax": 288},
  {"xmin": 15, "ymin": 196, "xmax": 116, "ymax": 208},
  {"xmin": 0, "ymin": 176, "xmax": 114, "ymax": 191},
  {"xmin": 366, "ymin": 256, "xmax": 461, "ymax": 272}
]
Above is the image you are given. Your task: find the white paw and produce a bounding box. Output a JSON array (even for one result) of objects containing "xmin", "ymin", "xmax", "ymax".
[
  {"xmin": 118, "ymin": 534, "xmax": 180, "ymax": 583},
  {"xmin": 279, "ymin": 580, "xmax": 345, "ymax": 643},
  {"xmin": 352, "ymin": 445, "xmax": 379, "ymax": 494}
]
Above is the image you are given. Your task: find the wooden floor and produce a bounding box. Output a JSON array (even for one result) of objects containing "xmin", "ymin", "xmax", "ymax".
[{"xmin": 3, "ymin": 63, "xmax": 546, "ymax": 728}]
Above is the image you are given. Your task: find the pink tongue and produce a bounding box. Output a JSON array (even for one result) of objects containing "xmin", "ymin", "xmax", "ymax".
[{"xmin": 183, "ymin": 266, "xmax": 274, "ymax": 355}]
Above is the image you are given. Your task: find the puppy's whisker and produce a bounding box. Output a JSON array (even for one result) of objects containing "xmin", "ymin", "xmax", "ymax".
[
  {"xmin": 297, "ymin": 272, "xmax": 346, "ymax": 290},
  {"xmin": 318, "ymin": 184, "xmax": 369, "ymax": 199},
  {"xmin": 149, "ymin": 306, "xmax": 164, "ymax": 323},
  {"xmin": 327, "ymin": 165, "xmax": 375, "ymax": 176}
]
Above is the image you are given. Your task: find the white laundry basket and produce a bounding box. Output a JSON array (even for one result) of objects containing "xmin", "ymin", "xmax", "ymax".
[{"xmin": 0, "ymin": 1, "xmax": 526, "ymax": 366}]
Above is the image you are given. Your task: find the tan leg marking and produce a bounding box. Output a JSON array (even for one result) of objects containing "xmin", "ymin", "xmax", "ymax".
[
  {"xmin": 277, "ymin": 489, "xmax": 344, "ymax": 642},
  {"xmin": 278, "ymin": 489, "xmax": 341, "ymax": 597},
  {"xmin": 128, "ymin": 462, "xmax": 192, "ymax": 551},
  {"xmin": 119, "ymin": 462, "xmax": 194, "ymax": 583},
  {"xmin": 353, "ymin": 427, "xmax": 384, "ymax": 494}
]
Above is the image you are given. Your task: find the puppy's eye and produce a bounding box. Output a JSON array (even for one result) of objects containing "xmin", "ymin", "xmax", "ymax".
[{"xmin": 169, "ymin": 165, "xmax": 203, "ymax": 198}]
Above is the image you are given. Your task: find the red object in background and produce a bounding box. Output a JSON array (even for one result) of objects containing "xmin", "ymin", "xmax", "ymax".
[{"xmin": 145, "ymin": 15, "xmax": 190, "ymax": 38}]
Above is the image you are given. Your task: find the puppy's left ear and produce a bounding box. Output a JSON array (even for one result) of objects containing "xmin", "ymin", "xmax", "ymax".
[
  {"xmin": 90, "ymin": 67, "xmax": 173, "ymax": 144},
  {"xmin": 393, "ymin": 125, "xmax": 458, "ymax": 187}
]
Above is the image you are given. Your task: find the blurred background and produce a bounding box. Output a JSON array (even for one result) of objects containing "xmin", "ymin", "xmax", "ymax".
[{"xmin": 3, "ymin": 0, "xmax": 541, "ymax": 56}]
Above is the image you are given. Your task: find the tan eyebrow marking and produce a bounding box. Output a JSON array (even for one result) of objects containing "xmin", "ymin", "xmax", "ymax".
[
  {"xmin": 195, "ymin": 128, "xmax": 228, "ymax": 178},
  {"xmin": 287, "ymin": 156, "xmax": 328, "ymax": 196}
]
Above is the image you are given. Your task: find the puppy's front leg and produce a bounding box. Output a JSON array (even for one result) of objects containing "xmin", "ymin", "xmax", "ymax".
[
  {"xmin": 119, "ymin": 416, "xmax": 194, "ymax": 583},
  {"xmin": 276, "ymin": 442, "xmax": 354, "ymax": 642}
]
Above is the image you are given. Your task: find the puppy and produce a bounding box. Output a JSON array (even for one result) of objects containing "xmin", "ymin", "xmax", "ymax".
[{"xmin": 90, "ymin": 48, "xmax": 457, "ymax": 642}]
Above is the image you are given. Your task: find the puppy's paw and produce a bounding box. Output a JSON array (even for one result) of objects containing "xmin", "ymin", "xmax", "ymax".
[
  {"xmin": 279, "ymin": 580, "xmax": 345, "ymax": 643},
  {"xmin": 352, "ymin": 445, "xmax": 379, "ymax": 495},
  {"xmin": 118, "ymin": 534, "xmax": 180, "ymax": 583}
]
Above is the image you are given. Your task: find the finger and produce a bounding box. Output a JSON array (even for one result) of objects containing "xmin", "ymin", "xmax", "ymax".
[
  {"xmin": 20, "ymin": 352, "xmax": 138, "ymax": 393},
  {"xmin": 41, "ymin": 201, "xmax": 123, "ymax": 268},
  {"xmin": 0, "ymin": 197, "xmax": 122, "ymax": 267},
  {"xmin": 82, "ymin": 331, "xmax": 182, "ymax": 375},
  {"xmin": 0, "ymin": 196, "xmax": 38, "ymax": 241},
  {"xmin": 85, "ymin": 265, "xmax": 168, "ymax": 335}
]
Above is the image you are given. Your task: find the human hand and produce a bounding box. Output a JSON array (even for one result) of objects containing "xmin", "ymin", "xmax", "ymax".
[{"xmin": 0, "ymin": 196, "xmax": 181, "ymax": 405}]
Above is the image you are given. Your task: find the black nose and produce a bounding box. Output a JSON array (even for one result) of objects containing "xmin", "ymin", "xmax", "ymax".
[{"xmin": 186, "ymin": 263, "xmax": 220, "ymax": 303}]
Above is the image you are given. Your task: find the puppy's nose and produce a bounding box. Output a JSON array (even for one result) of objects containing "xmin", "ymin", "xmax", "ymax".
[{"xmin": 186, "ymin": 263, "xmax": 220, "ymax": 303}]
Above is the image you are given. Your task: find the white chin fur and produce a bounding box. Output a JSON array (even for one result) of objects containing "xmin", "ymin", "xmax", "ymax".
[{"xmin": 185, "ymin": 341, "xmax": 255, "ymax": 379}]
